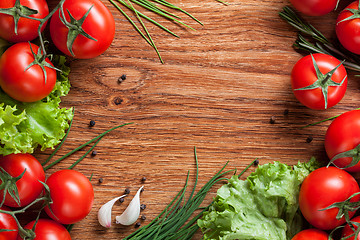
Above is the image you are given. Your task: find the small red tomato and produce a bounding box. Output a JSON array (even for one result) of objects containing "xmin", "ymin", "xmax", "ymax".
[
  {"xmin": 289, "ymin": 0, "xmax": 338, "ymax": 16},
  {"xmin": 0, "ymin": 42, "xmax": 57, "ymax": 102},
  {"xmin": 325, "ymin": 109, "xmax": 360, "ymax": 172},
  {"xmin": 291, "ymin": 53, "xmax": 347, "ymax": 110},
  {"xmin": 0, "ymin": 206, "xmax": 18, "ymax": 240},
  {"xmin": 336, "ymin": 1, "xmax": 360, "ymax": 55},
  {"xmin": 50, "ymin": 0, "xmax": 115, "ymax": 59},
  {"xmin": 18, "ymin": 219, "xmax": 71, "ymax": 240},
  {"xmin": 342, "ymin": 216, "xmax": 360, "ymax": 240},
  {"xmin": 45, "ymin": 169, "xmax": 94, "ymax": 224},
  {"xmin": 0, "ymin": 0, "xmax": 49, "ymax": 42},
  {"xmin": 0, "ymin": 153, "xmax": 45, "ymax": 208},
  {"xmin": 291, "ymin": 229, "xmax": 330, "ymax": 240},
  {"xmin": 299, "ymin": 167, "xmax": 360, "ymax": 230}
]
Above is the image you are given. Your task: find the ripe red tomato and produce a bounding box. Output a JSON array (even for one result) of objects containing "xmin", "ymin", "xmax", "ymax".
[
  {"xmin": 0, "ymin": 0, "xmax": 49, "ymax": 42},
  {"xmin": 291, "ymin": 53, "xmax": 347, "ymax": 110},
  {"xmin": 342, "ymin": 216, "xmax": 360, "ymax": 240},
  {"xmin": 299, "ymin": 167, "xmax": 360, "ymax": 230},
  {"xmin": 291, "ymin": 229, "xmax": 330, "ymax": 240},
  {"xmin": 336, "ymin": 1, "xmax": 360, "ymax": 55},
  {"xmin": 49, "ymin": 0, "xmax": 115, "ymax": 59},
  {"xmin": 45, "ymin": 169, "xmax": 94, "ymax": 224},
  {"xmin": 289, "ymin": 0, "xmax": 338, "ymax": 16},
  {"xmin": 0, "ymin": 42, "xmax": 57, "ymax": 102},
  {"xmin": 325, "ymin": 109, "xmax": 360, "ymax": 172},
  {"xmin": 0, "ymin": 153, "xmax": 45, "ymax": 208},
  {"xmin": 0, "ymin": 206, "xmax": 18, "ymax": 240},
  {"xmin": 18, "ymin": 219, "xmax": 71, "ymax": 240}
]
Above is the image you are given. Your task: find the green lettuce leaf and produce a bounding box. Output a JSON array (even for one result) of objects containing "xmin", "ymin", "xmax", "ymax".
[
  {"xmin": 0, "ymin": 55, "xmax": 73, "ymax": 155},
  {"xmin": 197, "ymin": 158, "xmax": 320, "ymax": 240}
]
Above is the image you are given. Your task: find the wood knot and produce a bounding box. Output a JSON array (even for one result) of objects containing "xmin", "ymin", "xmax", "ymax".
[{"xmin": 113, "ymin": 97, "xmax": 123, "ymax": 105}]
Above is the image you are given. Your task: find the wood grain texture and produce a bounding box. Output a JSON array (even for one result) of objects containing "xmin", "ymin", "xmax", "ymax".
[{"xmin": 34, "ymin": 0, "xmax": 360, "ymax": 239}]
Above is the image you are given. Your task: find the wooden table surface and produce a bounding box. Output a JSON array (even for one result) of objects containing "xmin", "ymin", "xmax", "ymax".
[{"xmin": 36, "ymin": 0, "xmax": 359, "ymax": 239}]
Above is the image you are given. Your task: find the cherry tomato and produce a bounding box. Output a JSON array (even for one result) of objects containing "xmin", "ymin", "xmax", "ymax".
[
  {"xmin": 18, "ymin": 219, "xmax": 71, "ymax": 240},
  {"xmin": 291, "ymin": 229, "xmax": 330, "ymax": 240},
  {"xmin": 0, "ymin": 206, "xmax": 18, "ymax": 240},
  {"xmin": 291, "ymin": 53, "xmax": 347, "ymax": 110},
  {"xmin": 0, "ymin": 0, "xmax": 49, "ymax": 42},
  {"xmin": 342, "ymin": 216, "xmax": 360, "ymax": 240},
  {"xmin": 0, "ymin": 42, "xmax": 57, "ymax": 102},
  {"xmin": 299, "ymin": 167, "xmax": 360, "ymax": 230},
  {"xmin": 325, "ymin": 109, "xmax": 360, "ymax": 172},
  {"xmin": 336, "ymin": 1, "xmax": 360, "ymax": 55},
  {"xmin": 289, "ymin": 0, "xmax": 338, "ymax": 16},
  {"xmin": 49, "ymin": 0, "xmax": 115, "ymax": 59},
  {"xmin": 0, "ymin": 153, "xmax": 45, "ymax": 208},
  {"xmin": 45, "ymin": 169, "xmax": 94, "ymax": 224}
]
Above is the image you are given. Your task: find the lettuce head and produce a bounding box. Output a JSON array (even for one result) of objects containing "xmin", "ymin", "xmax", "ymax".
[
  {"xmin": 0, "ymin": 55, "xmax": 73, "ymax": 155},
  {"xmin": 197, "ymin": 159, "xmax": 320, "ymax": 240}
]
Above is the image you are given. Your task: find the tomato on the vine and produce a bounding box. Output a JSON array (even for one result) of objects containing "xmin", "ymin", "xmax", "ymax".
[
  {"xmin": 299, "ymin": 167, "xmax": 360, "ymax": 230},
  {"xmin": 0, "ymin": 0, "xmax": 49, "ymax": 42},
  {"xmin": 0, "ymin": 206, "xmax": 18, "ymax": 240},
  {"xmin": 0, "ymin": 42, "xmax": 57, "ymax": 102},
  {"xmin": 291, "ymin": 53, "xmax": 347, "ymax": 110},
  {"xmin": 291, "ymin": 229, "xmax": 330, "ymax": 240},
  {"xmin": 0, "ymin": 153, "xmax": 45, "ymax": 208},
  {"xmin": 45, "ymin": 169, "xmax": 94, "ymax": 224},
  {"xmin": 18, "ymin": 219, "xmax": 71, "ymax": 240},
  {"xmin": 342, "ymin": 215, "xmax": 360, "ymax": 240},
  {"xmin": 325, "ymin": 109, "xmax": 360, "ymax": 172},
  {"xmin": 49, "ymin": 0, "xmax": 115, "ymax": 59},
  {"xmin": 336, "ymin": 1, "xmax": 360, "ymax": 55},
  {"xmin": 289, "ymin": 0, "xmax": 338, "ymax": 16}
]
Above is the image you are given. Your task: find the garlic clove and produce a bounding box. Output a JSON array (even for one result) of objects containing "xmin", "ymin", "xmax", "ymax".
[
  {"xmin": 116, "ymin": 186, "xmax": 144, "ymax": 226},
  {"xmin": 98, "ymin": 195, "xmax": 126, "ymax": 228}
]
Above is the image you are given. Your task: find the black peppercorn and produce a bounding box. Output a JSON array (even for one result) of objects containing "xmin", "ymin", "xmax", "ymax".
[
  {"xmin": 141, "ymin": 177, "xmax": 147, "ymax": 182},
  {"xmin": 124, "ymin": 188, "xmax": 130, "ymax": 194},
  {"xmin": 91, "ymin": 151, "xmax": 97, "ymax": 157},
  {"xmin": 119, "ymin": 198, "xmax": 125, "ymax": 203},
  {"xmin": 140, "ymin": 204, "xmax": 146, "ymax": 210},
  {"xmin": 135, "ymin": 222, "xmax": 141, "ymax": 228},
  {"xmin": 118, "ymin": 74, "xmax": 126, "ymax": 83},
  {"xmin": 141, "ymin": 215, "xmax": 146, "ymax": 220},
  {"xmin": 254, "ymin": 159, "xmax": 259, "ymax": 166},
  {"xmin": 306, "ymin": 136, "xmax": 313, "ymax": 143},
  {"xmin": 89, "ymin": 120, "xmax": 96, "ymax": 127},
  {"xmin": 269, "ymin": 116, "xmax": 276, "ymax": 124},
  {"xmin": 98, "ymin": 178, "xmax": 103, "ymax": 183}
]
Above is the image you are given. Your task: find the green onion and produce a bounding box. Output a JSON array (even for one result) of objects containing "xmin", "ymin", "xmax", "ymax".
[{"xmin": 122, "ymin": 147, "xmax": 257, "ymax": 239}]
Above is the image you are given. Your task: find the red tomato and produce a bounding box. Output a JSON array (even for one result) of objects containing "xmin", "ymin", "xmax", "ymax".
[
  {"xmin": 291, "ymin": 229, "xmax": 330, "ymax": 240},
  {"xmin": 18, "ymin": 219, "xmax": 71, "ymax": 240},
  {"xmin": 325, "ymin": 109, "xmax": 360, "ymax": 172},
  {"xmin": 49, "ymin": 0, "xmax": 115, "ymax": 59},
  {"xmin": 299, "ymin": 167, "xmax": 360, "ymax": 230},
  {"xmin": 0, "ymin": 206, "xmax": 18, "ymax": 240},
  {"xmin": 0, "ymin": 42, "xmax": 57, "ymax": 102},
  {"xmin": 336, "ymin": 1, "xmax": 360, "ymax": 55},
  {"xmin": 45, "ymin": 169, "xmax": 94, "ymax": 224},
  {"xmin": 0, "ymin": 0, "xmax": 49, "ymax": 42},
  {"xmin": 291, "ymin": 53, "xmax": 347, "ymax": 110},
  {"xmin": 289, "ymin": 0, "xmax": 338, "ymax": 16},
  {"xmin": 0, "ymin": 153, "xmax": 45, "ymax": 208},
  {"xmin": 342, "ymin": 215, "xmax": 360, "ymax": 240}
]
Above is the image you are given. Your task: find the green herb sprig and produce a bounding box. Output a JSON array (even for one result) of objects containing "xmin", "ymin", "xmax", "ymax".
[
  {"xmin": 279, "ymin": 6, "xmax": 360, "ymax": 73},
  {"xmin": 122, "ymin": 148, "xmax": 257, "ymax": 240},
  {"xmin": 109, "ymin": 0, "xmax": 225, "ymax": 63}
]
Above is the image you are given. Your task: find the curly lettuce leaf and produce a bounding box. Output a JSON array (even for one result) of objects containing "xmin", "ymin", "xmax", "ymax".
[
  {"xmin": 0, "ymin": 55, "xmax": 73, "ymax": 155},
  {"xmin": 197, "ymin": 158, "xmax": 320, "ymax": 240}
]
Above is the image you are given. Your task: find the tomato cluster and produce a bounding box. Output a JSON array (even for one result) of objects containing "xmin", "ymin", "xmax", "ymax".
[
  {"xmin": 288, "ymin": 1, "xmax": 360, "ymax": 239},
  {"xmin": 0, "ymin": 0, "xmax": 115, "ymax": 102},
  {"xmin": 0, "ymin": 154, "xmax": 94, "ymax": 239},
  {"xmin": 289, "ymin": 1, "xmax": 360, "ymax": 110}
]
